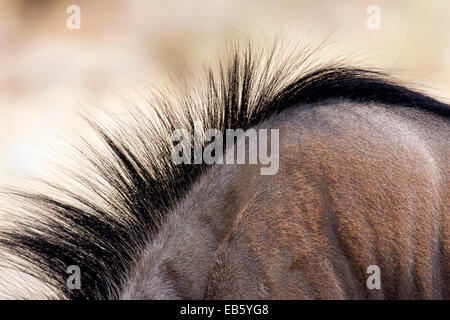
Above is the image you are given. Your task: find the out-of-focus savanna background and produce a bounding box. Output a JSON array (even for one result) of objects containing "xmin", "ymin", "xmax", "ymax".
[{"xmin": 0, "ymin": 0, "xmax": 449, "ymax": 189}]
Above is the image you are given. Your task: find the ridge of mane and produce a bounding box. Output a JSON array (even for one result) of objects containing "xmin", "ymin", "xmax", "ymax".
[{"xmin": 0, "ymin": 41, "xmax": 449, "ymax": 300}]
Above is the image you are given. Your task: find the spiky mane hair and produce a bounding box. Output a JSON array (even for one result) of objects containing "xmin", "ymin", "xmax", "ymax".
[{"xmin": 0, "ymin": 39, "xmax": 449, "ymax": 300}]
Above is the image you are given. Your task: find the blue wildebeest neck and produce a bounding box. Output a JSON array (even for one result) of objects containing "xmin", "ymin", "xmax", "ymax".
[{"xmin": 120, "ymin": 101, "xmax": 449, "ymax": 299}]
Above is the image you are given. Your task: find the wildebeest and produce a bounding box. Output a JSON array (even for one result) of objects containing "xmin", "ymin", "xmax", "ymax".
[{"xmin": 0, "ymin": 40, "xmax": 448, "ymax": 299}]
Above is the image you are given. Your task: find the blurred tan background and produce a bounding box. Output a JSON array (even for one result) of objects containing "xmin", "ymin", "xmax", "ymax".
[{"xmin": 0, "ymin": 0, "xmax": 449, "ymax": 187}]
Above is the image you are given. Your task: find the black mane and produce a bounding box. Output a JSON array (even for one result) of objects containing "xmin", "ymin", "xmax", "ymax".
[{"xmin": 0, "ymin": 43, "xmax": 449, "ymax": 299}]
